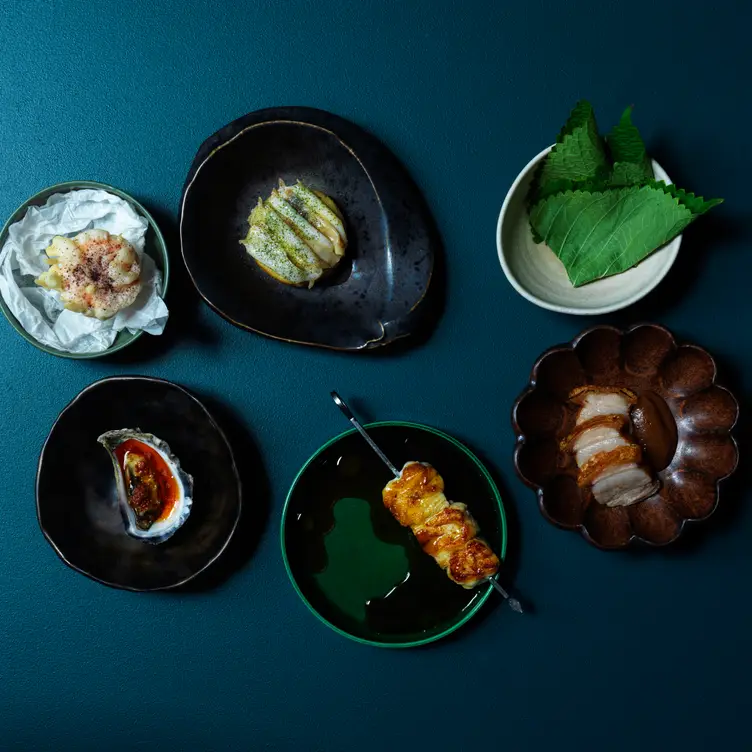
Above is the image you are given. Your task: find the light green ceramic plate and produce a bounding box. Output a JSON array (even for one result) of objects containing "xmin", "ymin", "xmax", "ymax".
[
  {"xmin": 0, "ymin": 180, "xmax": 169, "ymax": 358},
  {"xmin": 281, "ymin": 422, "xmax": 508, "ymax": 647}
]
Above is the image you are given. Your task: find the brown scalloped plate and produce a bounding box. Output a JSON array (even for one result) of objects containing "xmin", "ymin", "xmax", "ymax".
[{"xmin": 512, "ymin": 324, "xmax": 739, "ymax": 549}]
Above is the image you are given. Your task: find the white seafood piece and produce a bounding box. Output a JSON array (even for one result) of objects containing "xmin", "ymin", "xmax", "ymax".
[
  {"xmin": 572, "ymin": 425, "xmax": 629, "ymax": 466},
  {"xmin": 263, "ymin": 204, "xmax": 324, "ymax": 279},
  {"xmin": 577, "ymin": 391, "xmax": 632, "ymax": 423},
  {"xmin": 241, "ymin": 224, "xmax": 312, "ymax": 286},
  {"xmin": 78, "ymin": 229, "xmax": 141, "ymax": 286},
  {"xmin": 279, "ymin": 180, "xmax": 347, "ymax": 256},
  {"xmin": 591, "ymin": 464, "xmax": 659, "ymax": 507},
  {"xmin": 98, "ymin": 429, "xmax": 193, "ymax": 544},
  {"xmin": 242, "ymin": 181, "xmax": 347, "ymax": 287},
  {"xmin": 45, "ymin": 235, "xmax": 82, "ymax": 264},
  {"xmin": 267, "ymin": 190, "xmax": 339, "ymax": 267},
  {"xmin": 36, "ymin": 230, "xmax": 142, "ymax": 319}
]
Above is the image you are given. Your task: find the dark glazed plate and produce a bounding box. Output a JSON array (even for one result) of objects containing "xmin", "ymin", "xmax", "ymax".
[
  {"xmin": 37, "ymin": 377, "xmax": 241, "ymax": 590},
  {"xmin": 513, "ymin": 325, "xmax": 739, "ymax": 549},
  {"xmin": 281, "ymin": 422, "xmax": 507, "ymax": 647},
  {"xmin": 179, "ymin": 107, "xmax": 435, "ymax": 350}
]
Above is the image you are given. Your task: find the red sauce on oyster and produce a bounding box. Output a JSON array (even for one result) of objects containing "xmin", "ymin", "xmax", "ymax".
[{"xmin": 114, "ymin": 439, "xmax": 179, "ymax": 523}]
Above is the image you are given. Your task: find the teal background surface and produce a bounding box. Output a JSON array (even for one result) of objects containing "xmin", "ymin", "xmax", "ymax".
[{"xmin": 0, "ymin": 1, "xmax": 749, "ymax": 749}]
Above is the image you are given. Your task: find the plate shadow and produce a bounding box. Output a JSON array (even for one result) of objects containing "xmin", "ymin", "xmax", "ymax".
[{"xmin": 171, "ymin": 391, "xmax": 270, "ymax": 592}]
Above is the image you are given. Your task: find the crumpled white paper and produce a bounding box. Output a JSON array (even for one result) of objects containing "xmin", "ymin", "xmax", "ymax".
[{"xmin": 0, "ymin": 189, "xmax": 169, "ymax": 353}]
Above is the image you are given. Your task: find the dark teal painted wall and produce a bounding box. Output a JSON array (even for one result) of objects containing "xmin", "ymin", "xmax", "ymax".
[{"xmin": 1, "ymin": 1, "xmax": 749, "ymax": 749}]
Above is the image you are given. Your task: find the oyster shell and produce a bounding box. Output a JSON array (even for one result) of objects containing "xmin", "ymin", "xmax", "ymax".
[{"xmin": 98, "ymin": 428, "xmax": 193, "ymax": 544}]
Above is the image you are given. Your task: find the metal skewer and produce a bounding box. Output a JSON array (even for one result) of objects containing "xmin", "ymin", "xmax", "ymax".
[
  {"xmin": 489, "ymin": 578, "xmax": 524, "ymax": 613},
  {"xmin": 331, "ymin": 391, "xmax": 400, "ymax": 478},
  {"xmin": 330, "ymin": 391, "xmax": 523, "ymax": 614}
]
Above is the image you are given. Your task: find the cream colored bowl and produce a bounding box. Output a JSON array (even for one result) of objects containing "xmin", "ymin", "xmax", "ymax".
[{"xmin": 496, "ymin": 146, "xmax": 681, "ymax": 315}]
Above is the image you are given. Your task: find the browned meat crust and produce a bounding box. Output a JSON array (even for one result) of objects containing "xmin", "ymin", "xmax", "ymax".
[{"xmin": 383, "ymin": 462, "xmax": 500, "ymax": 588}]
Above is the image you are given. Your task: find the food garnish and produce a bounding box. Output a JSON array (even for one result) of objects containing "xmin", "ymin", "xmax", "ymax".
[
  {"xmin": 241, "ymin": 180, "xmax": 347, "ymax": 288},
  {"xmin": 527, "ymin": 101, "xmax": 722, "ymax": 286},
  {"xmin": 35, "ymin": 230, "xmax": 142, "ymax": 319}
]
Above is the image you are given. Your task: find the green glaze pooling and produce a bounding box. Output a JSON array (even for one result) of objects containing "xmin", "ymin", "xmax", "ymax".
[{"xmin": 314, "ymin": 497, "xmax": 409, "ymax": 621}]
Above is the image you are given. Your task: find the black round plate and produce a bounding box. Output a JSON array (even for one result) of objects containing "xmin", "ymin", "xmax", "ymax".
[
  {"xmin": 37, "ymin": 377, "xmax": 241, "ymax": 590},
  {"xmin": 179, "ymin": 107, "xmax": 436, "ymax": 350}
]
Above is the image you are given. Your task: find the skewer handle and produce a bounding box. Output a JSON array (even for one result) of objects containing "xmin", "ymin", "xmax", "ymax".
[
  {"xmin": 490, "ymin": 577, "xmax": 524, "ymax": 613},
  {"xmin": 330, "ymin": 392, "xmax": 401, "ymax": 478}
]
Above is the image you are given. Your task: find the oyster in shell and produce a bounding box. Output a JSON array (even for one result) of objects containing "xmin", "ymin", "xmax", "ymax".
[{"xmin": 98, "ymin": 429, "xmax": 193, "ymax": 544}]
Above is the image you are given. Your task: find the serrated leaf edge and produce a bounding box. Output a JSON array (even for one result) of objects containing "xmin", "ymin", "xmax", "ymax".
[{"xmin": 529, "ymin": 184, "xmax": 698, "ymax": 284}]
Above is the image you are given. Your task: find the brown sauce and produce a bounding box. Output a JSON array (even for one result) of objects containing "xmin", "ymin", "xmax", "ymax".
[{"xmin": 630, "ymin": 391, "xmax": 678, "ymax": 471}]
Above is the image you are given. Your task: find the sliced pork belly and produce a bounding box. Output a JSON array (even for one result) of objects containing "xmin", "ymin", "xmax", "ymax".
[
  {"xmin": 591, "ymin": 464, "xmax": 660, "ymax": 507},
  {"xmin": 573, "ymin": 389, "xmax": 635, "ymax": 423},
  {"xmin": 565, "ymin": 386, "xmax": 658, "ymax": 509},
  {"xmin": 572, "ymin": 425, "xmax": 629, "ymax": 466}
]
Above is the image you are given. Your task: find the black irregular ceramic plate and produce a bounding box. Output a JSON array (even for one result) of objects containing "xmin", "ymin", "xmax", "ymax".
[
  {"xmin": 37, "ymin": 377, "xmax": 241, "ymax": 591},
  {"xmin": 179, "ymin": 107, "xmax": 436, "ymax": 350}
]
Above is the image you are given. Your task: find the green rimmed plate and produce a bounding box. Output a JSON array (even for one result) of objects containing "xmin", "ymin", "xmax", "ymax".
[
  {"xmin": 0, "ymin": 180, "xmax": 169, "ymax": 358},
  {"xmin": 281, "ymin": 421, "xmax": 507, "ymax": 647}
]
